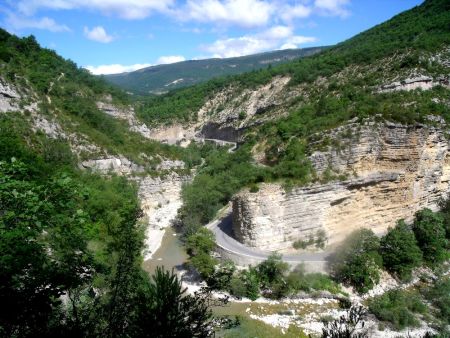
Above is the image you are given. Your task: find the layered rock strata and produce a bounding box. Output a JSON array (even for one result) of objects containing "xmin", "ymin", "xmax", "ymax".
[{"xmin": 232, "ymin": 120, "xmax": 450, "ymax": 251}]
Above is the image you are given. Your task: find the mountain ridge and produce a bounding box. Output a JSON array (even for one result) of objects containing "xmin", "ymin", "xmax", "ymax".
[{"xmin": 104, "ymin": 47, "xmax": 326, "ymax": 95}]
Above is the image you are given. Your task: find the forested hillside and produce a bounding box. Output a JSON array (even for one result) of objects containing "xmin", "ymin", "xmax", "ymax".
[
  {"xmin": 0, "ymin": 28, "xmax": 210, "ymax": 337},
  {"xmin": 104, "ymin": 47, "xmax": 325, "ymax": 95}
]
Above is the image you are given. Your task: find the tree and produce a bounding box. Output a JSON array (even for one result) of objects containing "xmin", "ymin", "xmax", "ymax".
[
  {"xmin": 380, "ymin": 220, "xmax": 422, "ymax": 280},
  {"xmin": 329, "ymin": 229, "xmax": 382, "ymax": 294},
  {"xmin": 257, "ymin": 253, "xmax": 289, "ymax": 289},
  {"xmin": 412, "ymin": 209, "xmax": 447, "ymax": 265},
  {"xmin": 135, "ymin": 267, "xmax": 216, "ymax": 338},
  {"xmin": 185, "ymin": 228, "xmax": 218, "ymax": 279},
  {"xmin": 186, "ymin": 228, "xmax": 216, "ymax": 256},
  {"xmin": 0, "ymin": 160, "xmax": 95, "ymax": 337}
]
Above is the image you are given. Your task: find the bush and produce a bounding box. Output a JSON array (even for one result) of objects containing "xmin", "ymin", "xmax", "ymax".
[
  {"xmin": 412, "ymin": 209, "xmax": 448, "ymax": 265},
  {"xmin": 185, "ymin": 228, "xmax": 216, "ymax": 256},
  {"xmin": 257, "ymin": 253, "xmax": 289, "ymax": 290},
  {"xmin": 229, "ymin": 276, "xmax": 247, "ymax": 299},
  {"xmin": 240, "ymin": 268, "xmax": 260, "ymax": 301},
  {"xmin": 190, "ymin": 252, "xmax": 217, "ymax": 279},
  {"xmin": 380, "ymin": 220, "xmax": 422, "ymax": 281},
  {"xmin": 368, "ymin": 289, "xmax": 426, "ymax": 330},
  {"xmin": 424, "ymin": 276, "xmax": 450, "ymax": 324},
  {"xmin": 208, "ymin": 260, "xmax": 236, "ymax": 290},
  {"xmin": 329, "ymin": 229, "xmax": 382, "ymax": 294},
  {"xmin": 185, "ymin": 228, "xmax": 218, "ymax": 279},
  {"xmin": 286, "ymin": 265, "xmax": 341, "ymax": 294}
]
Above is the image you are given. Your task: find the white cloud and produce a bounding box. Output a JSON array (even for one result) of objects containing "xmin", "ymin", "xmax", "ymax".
[
  {"xmin": 314, "ymin": 0, "xmax": 350, "ymax": 17},
  {"xmin": 4, "ymin": 12, "xmax": 70, "ymax": 32},
  {"xmin": 156, "ymin": 55, "xmax": 186, "ymax": 64},
  {"xmin": 83, "ymin": 26, "xmax": 113, "ymax": 43},
  {"xmin": 279, "ymin": 4, "xmax": 312, "ymax": 22},
  {"xmin": 84, "ymin": 56, "xmax": 185, "ymax": 75},
  {"xmin": 202, "ymin": 25, "xmax": 316, "ymax": 58},
  {"xmin": 180, "ymin": 0, "xmax": 273, "ymax": 27},
  {"xmin": 84, "ymin": 63, "xmax": 152, "ymax": 75},
  {"xmin": 17, "ymin": 0, "xmax": 174, "ymax": 20}
]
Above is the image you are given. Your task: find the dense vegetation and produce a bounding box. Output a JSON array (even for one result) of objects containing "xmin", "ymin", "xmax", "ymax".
[
  {"xmin": 330, "ymin": 207, "xmax": 448, "ymax": 295},
  {"xmin": 368, "ymin": 289, "xmax": 427, "ymax": 330},
  {"xmin": 106, "ymin": 47, "xmax": 324, "ymax": 95}
]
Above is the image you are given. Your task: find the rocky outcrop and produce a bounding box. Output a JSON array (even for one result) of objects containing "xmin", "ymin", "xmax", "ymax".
[
  {"xmin": 0, "ymin": 80, "xmax": 20, "ymax": 112},
  {"xmin": 379, "ymin": 75, "xmax": 450, "ymax": 92},
  {"xmin": 232, "ymin": 120, "xmax": 450, "ymax": 251},
  {"xmin": 81, "ymin": 157, "xmax": 144, "ymax": 175}
]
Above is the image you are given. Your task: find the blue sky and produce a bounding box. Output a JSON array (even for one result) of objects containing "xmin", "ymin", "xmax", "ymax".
[{"xmin": 0, "ymin": 0, "xmax": 423, "ymax": 74}]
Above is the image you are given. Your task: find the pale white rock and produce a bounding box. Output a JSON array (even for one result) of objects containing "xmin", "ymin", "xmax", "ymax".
[
  {"xmin": 81, "ymin": 157, "xmax": 144, "ymax": 175},
  {"xmin": 138, "ymin": 173, "xmax": 190, "ymax": 259},
  {"xmin": 0, "ymin": 80, "xmax": 20, "ymax": 112},
  {"xmin": 380, "ymin": 75, "xmax": 449, "ymax": 92},
  {"xmin": 233, "ymin": 121, "xmax": 450, "ymax": 251}
]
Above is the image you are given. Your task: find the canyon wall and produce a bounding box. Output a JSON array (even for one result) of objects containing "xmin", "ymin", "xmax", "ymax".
[{"xmin": 232, "ymin": 120, "xmax": 450, "ymax": 251}]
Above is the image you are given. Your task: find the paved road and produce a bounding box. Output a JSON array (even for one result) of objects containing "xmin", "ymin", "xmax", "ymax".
[
  {"xmin": 207, "ymin": 207, "xmax": 330, "ymax": 266},
  {"xmin": 194, "ymin": 137, "xmax": 237, "ymax": 153}
]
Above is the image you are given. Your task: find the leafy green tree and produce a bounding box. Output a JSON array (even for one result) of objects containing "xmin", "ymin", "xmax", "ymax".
[
  {"xmin": 185, "ymin": 228, "xmax": 218, "ymax": 279},
  {"xmin": 186, "ymin": 228, "xmax": 216, "ymax": 256},
  {"xmin": 329, "ymin": 229, "xmax": 382, "ymax": 294},
  {"xmin": 241, "ymin": 267, "xmax": 260, "ymax": 301},
  {"xmin": 257, "ymin": 253, "xmax": 289, "ymax": 289},
  {"xmin": 380, "ymin": 220, "xmax": 422, "ymax": 280},
  {"xmin": 0, "ymin": 160, "xmax": 95, "ymax": 337},
  {"xmin": 412, "ymin": 209, "xmax": 447, "ymax": 265}
]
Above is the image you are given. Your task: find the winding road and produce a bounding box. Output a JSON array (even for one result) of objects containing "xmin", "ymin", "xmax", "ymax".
[{"xmin": 206, "ymin": 207, "xmax": 330, "ymax": 272}]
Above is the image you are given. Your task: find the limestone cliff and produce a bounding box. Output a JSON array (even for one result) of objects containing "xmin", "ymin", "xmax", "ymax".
[{"xmin": 232, "ymin": 119, "xmax": 450, "ymax": 251}]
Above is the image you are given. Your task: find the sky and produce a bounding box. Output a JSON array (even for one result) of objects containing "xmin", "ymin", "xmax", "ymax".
[{"xmin": 0, "ymin": 0, "xmax": 424, "ymax": 75}]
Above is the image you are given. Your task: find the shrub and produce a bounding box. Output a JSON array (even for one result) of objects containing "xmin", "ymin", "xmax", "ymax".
[
  {"xmin": 424, "ymin": 276, "xmax": 450, "ymax": 324},
  {"xmin": 368, "ymin": 289, "xmax": 426, "ymax": 330},
  {"xmin": 321, "ymin": 306, "xmax": 368, "ymax": 338},
  {"xmin": 241, "ymin": 268, "xmax": 260, "ymax": 301},
  {"xmin": 185, "ymin": 228, "xmax": 216, "ymax": 256},
  {"xmin": 286, "ymin": 265, "xmax": 341, "ymax": 294},
  {"xmin": 380, "ymin": 220, "xmax": 422, "ymax": 281},
  {"xmin": 229, "ymin": 276, "xmax": 247, "ymax": 299},
  {"xmin": 329, "ymin": 229, "xmax": 382, "ymax": 294},
  {"xmin": 412, "ymin": 209, "xmax": 448, "ymax": 265},
  {"xmin": 208, "ymin": 260, "xmax": 236, "ymax": 290},
  {"xmin": 190, "ymin": 253, "xmax": 217, "ymax": 279},
  {"xmin": 257, "ymin": 253, "xmax": 289, "ymax": 290}
]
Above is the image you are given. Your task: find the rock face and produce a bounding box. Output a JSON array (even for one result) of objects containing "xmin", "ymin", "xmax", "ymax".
[
  {"xmin": 0, "ymin": 80, "xmax": 20, "ymax": 112},
  {"xmin": 138, "ymin": 173, "xmax": 190, "ymax": 259},
  {"xmin": 81, "ymin": 157, "xmax": 144, "ymax": 175},
  {"xmin": 232, "ymin": 120, "xmax": 450, "ymax": 251}
]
